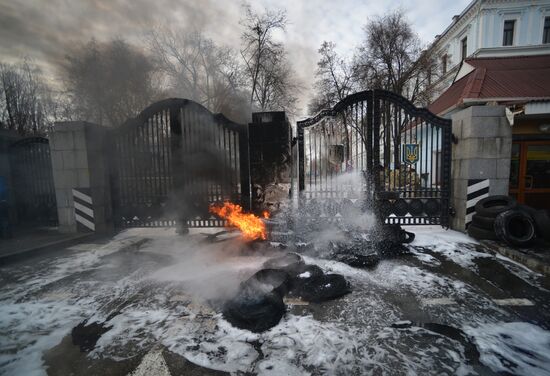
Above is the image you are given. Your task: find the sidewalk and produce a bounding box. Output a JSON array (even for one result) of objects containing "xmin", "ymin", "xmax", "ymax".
[
  {"xmin": 0, "ymin": 227, "xmax": 95, "ymax": 264},
  {"xmin": 481, "ymin": 239, "xmax": 550, "ymax": 276}
]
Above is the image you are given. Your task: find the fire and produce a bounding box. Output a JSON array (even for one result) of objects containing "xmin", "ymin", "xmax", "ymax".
[{"xmin": 209, "ymin": 202, "xmax": 268, "ymax": 241}]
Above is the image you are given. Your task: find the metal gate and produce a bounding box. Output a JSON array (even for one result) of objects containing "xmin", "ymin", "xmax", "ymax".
[
  {"xmin": 111, "ymin": 98, "xmax": 250, "ymax": 228},
  {"xmin": 297, "ymin": 89, "xmax": 452, "ymax": 226},
  {"xmin": 9, "ymin": 137, "xmax": 58, "ymax": 226}
]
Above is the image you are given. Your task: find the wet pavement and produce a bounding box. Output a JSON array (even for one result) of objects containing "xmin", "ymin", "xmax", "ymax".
[{"xmin": 1, "ymin": 227, "xmax": 550, "ymax": 375}]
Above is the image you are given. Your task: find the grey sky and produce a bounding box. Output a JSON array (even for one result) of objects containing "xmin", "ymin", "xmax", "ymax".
[{"xmin": 0, "ymin": 0, "xmax": 471, "ymax": 116}]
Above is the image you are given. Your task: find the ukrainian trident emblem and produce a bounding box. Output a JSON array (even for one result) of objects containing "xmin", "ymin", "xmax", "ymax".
[{"xmin": 402, "ymin": 143, "xmax": 419, "ymax": 165}]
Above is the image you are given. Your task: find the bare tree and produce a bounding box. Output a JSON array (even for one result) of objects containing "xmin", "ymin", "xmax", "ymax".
[
  {"xmin": 354, "ymin": 10, "xmax": 437, "ymax": 106},
  {"xmin": 147, "ymin": 28, "xmax": 249, "ymax": 122},
  {"xmin": 308, "ymin": 42, "xmax": 358, "ymax": 161},
  {"xmin": 0, "ymin": 60, "xmax": 55, "ymax": 135},
  {"xmin": 240, "ymin": 4, "xmax": 300, "ymax": 114},
  {"xmin": 352, "ymin": 10, "xmax": 439, "ymax": 171},
  {"xmin": 309, "ymin": 41, "xmax": 356, "ymax": 114},
  {"xmin": 61, "ymin": 38, "xmax": 160, "ymax": 126}
]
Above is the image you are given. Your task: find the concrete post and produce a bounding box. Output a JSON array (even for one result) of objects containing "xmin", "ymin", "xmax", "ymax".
[
  {"xmin": 450, "ymin": 106, "xmax": 512, "ymax": 231},
  {"xmin": 50, "ymin": 122, "xmax": 114, "ymax": 234}
]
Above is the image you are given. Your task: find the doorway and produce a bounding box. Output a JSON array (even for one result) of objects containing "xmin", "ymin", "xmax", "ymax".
[{"xmin": 509, "ymin": 140, "xmax": 550, "ymax": 211}]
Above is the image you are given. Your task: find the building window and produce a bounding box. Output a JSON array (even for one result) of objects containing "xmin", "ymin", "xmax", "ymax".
[
  {"xmin": 544, "ymin": 17, "xmax": 550, "ymax": 44},
  {"xmin": 461, "ymin": 37, "xmax": 468, "ymax": 60},
  {"xmin": 441, "ymin": 54, "xmax": 447, "ymax": 74},
  {"xmin": 503, "ymin": 20, "xmax": 515, "ymax": 46}
]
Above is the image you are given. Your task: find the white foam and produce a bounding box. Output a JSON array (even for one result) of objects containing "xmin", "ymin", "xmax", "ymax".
[{"xmin": 465, "ymin": 322, "xmax": 550, "ymax": 375}]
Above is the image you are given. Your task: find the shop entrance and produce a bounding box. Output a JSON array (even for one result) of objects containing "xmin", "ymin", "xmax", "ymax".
[{"xmin": 510, "ymin": 140, "xmax": 550, "ymax": 211}]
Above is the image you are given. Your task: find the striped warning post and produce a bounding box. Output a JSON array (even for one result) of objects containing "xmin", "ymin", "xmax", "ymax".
[
  {"xmin": 466, "ymin": 179, "xmax": 490, "ymax": 227},
  {"xmin": 72, "ymin": 188, "xmax": 95, "ymax": 232}
]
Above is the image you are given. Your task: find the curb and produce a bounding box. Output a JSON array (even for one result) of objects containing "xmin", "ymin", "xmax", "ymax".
[
  {"xmin": 481, "ymin": 240, "xmax": 550, "ymax": 276},
  {"xmin": 0, "ymin": 232, "xmax": 98, "ymax": 265}
]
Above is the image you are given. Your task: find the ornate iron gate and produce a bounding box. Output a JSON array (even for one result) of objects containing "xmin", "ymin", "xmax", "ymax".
[
  {"xmin": 9, "ymin": 137, "xmax": 58, "ymax": 226},
  {"xmin": 297, "ymin": 89, "xmax": 452, "ymax": 226},
  {"xmin": 111, "ymin": 98, "xmax": 250, "ymax": 228}
]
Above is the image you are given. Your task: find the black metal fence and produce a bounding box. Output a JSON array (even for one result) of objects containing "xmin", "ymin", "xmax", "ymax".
[
  {"xmin": 297, "ymin": 89, "xmax": 452, "ymax": 226},
  {"xmin": 8, "ymin": 137, "xmax": 58, "ymax": 227},
  {"xmin": 110, "ymin": 99, "xmax": 250, "ymax": 228}
]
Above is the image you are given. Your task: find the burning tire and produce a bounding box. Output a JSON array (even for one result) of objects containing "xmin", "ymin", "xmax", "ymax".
[
  {"xmin": 474, "ymin": 195, "xmax": 516, "ymax": 218},
  {"xmin": 289, "ymin": 274, "xmax": 351, "ymax": 303},
  {"xmin": 494, "ymin": 209, "xmax": 536, "ymax": 247},
  {"xmin": 222, "ymin": 290, "xmax": 285, "ymax": 333}
]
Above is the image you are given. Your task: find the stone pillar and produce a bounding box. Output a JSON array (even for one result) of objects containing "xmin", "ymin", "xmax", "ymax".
[
  {"xmin": 50, "ymin": 122, "xmax": 113, "ymax": 234},
  {"xmin": 248, "ymin": 112, "xmax": 292, "ymax": 213},
  {"xmin": 450, "ymin": 106, "xmax": 512, "ymax": 231},
  {"xmin": 0, "ymin": 130, "xmax": 21, "ymax": 225}
]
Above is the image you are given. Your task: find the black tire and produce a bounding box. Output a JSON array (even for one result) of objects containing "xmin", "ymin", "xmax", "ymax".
[
  {"xmin": 288, "ymin": 264, "xmax": 325, "ymax": 289},
  {"xmin": 475, "ymin": 195, "xmax": 516, "ymax": 218},
  {"xmin": 241, "ymin": 269, "xmax": 290, "ymax": 298},
  {"xmin": 263, "ymin": 253, "xmax": 304, "ymax": 274},
  {"xmin": 467, "ymin": 224, "xmax": 498, "ymax": 240},
  {"xmin": 533, "ymin": 210, "xmax": 550, "ymax": 242},
  {"xmin": 471, "ymin": 214, "xmax": 495, "ymax": 231},
  {"xmin": 403, "ymin": 230, "xmax": 415, "ymax": 244},
  {"xmin": 517, "ymin": 204, "xmax": 538, "ymax": 219},
  {"xmin": 332, "ymin": 251, "xmax": 380, "ymax": 268},
  {"xmin": 289, "ymin": 273, "xmax": 351, "ymax": 303},
  {"xmin": 291, "ymin": 263, "xmax": 324, "ymax": 279},
  {"xmin": 494, "ymin": 209, "xmax": 536, "ymax": 247},
  {"xmin": 223, "ymin": 290, "xmax": 285, "ymax": 332}
]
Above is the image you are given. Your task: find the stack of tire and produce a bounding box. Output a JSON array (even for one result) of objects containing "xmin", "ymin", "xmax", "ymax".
[{"xmin": 468, "ymin": 195, "xmax": 550, "ymax": 247}]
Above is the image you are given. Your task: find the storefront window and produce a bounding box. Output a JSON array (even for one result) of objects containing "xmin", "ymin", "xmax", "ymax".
[{"xmin": 526, "ymin": 144, "xmax": 550, "ymax": 189}]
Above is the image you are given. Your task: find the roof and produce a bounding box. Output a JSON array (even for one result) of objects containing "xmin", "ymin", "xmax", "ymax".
[
  {"xmin": 431, "ymin": 0, "xmax": 478, "ymax": 45},
  {"xmin": 428, "ymin": 54, "xmax": 550, "ymax": 115}
]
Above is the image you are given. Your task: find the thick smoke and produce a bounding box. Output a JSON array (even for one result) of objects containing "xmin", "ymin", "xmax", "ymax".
[
  {"xmin": 145, "ymin": 229, "xmax": 282, "ymax": 304},
  {"xmin": 167, "ymin": 104, "xmax": 242, "ymax": 230}
]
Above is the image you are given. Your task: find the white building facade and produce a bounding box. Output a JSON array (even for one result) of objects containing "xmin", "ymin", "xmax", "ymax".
[{"xmin": 431, "ymin": 0, "xmax": 550, "ymax": 98}]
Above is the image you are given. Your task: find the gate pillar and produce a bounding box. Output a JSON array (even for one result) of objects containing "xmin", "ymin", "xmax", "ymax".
[
  {"xmin": 0, "ymin": 130, "xmax": 20, "ymax": 228},
  {"xmin": 249, "ymin": 112, "xmax": 292, "ymax": 213},
  {"xmin": 50, "ymin": 122, "xmax": 114, "ymax": 234},
  {"xmin": 450, "ymin": 106, "xmax": 512, "ymax": 231}
]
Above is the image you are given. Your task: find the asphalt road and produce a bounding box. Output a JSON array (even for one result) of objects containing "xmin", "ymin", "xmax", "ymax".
[{"xmin": 1, "ymin": 227, "xmax": 549, "ymax": 376}]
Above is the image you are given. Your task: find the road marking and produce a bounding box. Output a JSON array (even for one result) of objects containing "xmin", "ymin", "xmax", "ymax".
[
  {"xmin": 492, "ymin": 298, "xmax": 534, "ymax": 306},
  {"xmin": 128, "ymin": 348, "xmax": 171, "ymax": 376},
  {"xmin": 422, "ymin": 298, "xmax": 457, "ymax": 306}
]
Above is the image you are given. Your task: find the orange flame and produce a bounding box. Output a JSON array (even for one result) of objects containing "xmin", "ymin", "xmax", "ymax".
[{"xmin": 209, "ymin": 202, "xmax": 268, "ymax": 241}]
